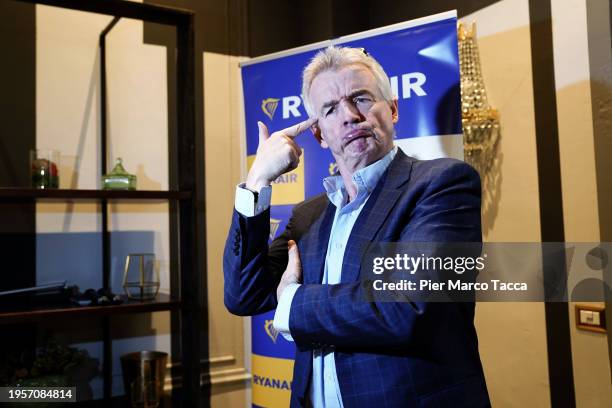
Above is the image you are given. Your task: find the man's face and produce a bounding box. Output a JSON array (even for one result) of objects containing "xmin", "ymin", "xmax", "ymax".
[{"xmin": 309, "ymin": 63, "xmax": 398, "ymax": 172}]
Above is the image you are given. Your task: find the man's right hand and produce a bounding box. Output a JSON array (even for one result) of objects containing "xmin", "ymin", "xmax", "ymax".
[{"xmin": 245, "ymin": 118, "xmax": 317, "ymax": 192}]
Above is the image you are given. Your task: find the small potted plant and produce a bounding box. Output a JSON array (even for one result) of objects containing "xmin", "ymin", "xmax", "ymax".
[{"xmin": 1, "ymin": 336, "xmax": 100, "ymax": 404}]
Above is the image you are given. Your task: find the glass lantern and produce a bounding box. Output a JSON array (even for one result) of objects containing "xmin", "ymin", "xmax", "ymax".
[{"xmin": 122, "ymin": 253, "xmax": 160, "ymax": 300}]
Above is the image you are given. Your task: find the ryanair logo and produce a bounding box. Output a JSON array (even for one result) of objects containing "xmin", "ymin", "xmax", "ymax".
[
  {"xmin": 253, "ymin": 375, "xmax": 292, "ymax": 390},
  {"xmin": 258, "ymin": 72, "xmax": 427, "ymax": 121},
  {"xmin": 328, "ymin": 162, "xmax": 338, "ymax": 175},
  {"xmin": 252, "ymin": 355, "xmax": 293, "ymax": 406},
  {"xmin": 261, "ymin": 96, "xmax": 304, "ymax": 120},
  {"xmin": 261, "ymin": 98, "xmax": 280, "ymax": 120},
  {"xmin": 264, "ymin": 319, "xmax": 279, "ymax": 343},
  {"xmin": 270, "ymin": 218, "xmax": 282, "ymax": 240}
]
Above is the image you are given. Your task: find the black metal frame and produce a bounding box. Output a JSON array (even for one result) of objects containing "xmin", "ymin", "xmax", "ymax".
[
  {"xmin": 528, "ymin": 1, "xmax": 576, "ymax": 407},
  {"xmin": 13, "ymin": 0, "xmax": 203, "ymax": 406}
]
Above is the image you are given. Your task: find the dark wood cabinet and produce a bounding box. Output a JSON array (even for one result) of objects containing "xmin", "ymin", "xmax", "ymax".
[{"xmin": 1, "ymin": 1, "xmax": 205, "ymax": 406}]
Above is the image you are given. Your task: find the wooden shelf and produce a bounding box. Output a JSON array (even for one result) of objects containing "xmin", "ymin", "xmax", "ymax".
[
  {"xmin": 0, "ymin": 293, "xmax": 180, "ymax": 324},
  {"xmin": 5, "ymin": 1, "xmax": 202, "ymax": 404},
  {"xmin": 0, "ymin": 188, "xmax": 191, "ymax": 200}
]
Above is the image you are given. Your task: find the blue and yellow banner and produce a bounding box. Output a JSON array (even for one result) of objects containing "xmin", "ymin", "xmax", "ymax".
[{"xmin": 241, "ymin": 10, "xmax": 463, "ymax": 407}]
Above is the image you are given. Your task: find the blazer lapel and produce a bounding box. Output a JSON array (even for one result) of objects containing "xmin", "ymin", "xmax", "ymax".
[{"xmin": 341, "ymin": 150, "xmax": 415, "ymax": 283}]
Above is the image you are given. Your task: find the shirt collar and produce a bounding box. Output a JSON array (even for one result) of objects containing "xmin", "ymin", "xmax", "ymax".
[{"xmin": 323, "ymin": 146, "xmax": 398, "ymax": 207}]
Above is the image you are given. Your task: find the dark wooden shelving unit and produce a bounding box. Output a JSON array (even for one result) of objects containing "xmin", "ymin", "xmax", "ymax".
[
  {"xmin": 5, "ymin": 1, "xmax": 205, "ymax": 407},
  {"xmin": 0, "ymin": 188, "xmax": 191, "ymax": 200},
  {"xmin": 0, "ymin": 294, "xmax": 181, "ymax": 324}
]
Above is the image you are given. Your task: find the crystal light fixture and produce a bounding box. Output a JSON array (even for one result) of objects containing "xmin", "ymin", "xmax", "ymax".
[{"xmin": 458, "ymin": 22, "xmax": 501, "ymax": 176}]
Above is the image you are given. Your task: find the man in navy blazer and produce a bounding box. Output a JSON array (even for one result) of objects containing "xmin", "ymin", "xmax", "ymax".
[{"xmin": 224, "ymin": 46, "xmax": 489, "ymax": 407}]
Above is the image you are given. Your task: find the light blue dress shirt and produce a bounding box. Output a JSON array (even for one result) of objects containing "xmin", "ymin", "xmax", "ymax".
[{"xmin": 272, "ymin": 146, "xmax": 398, "ymax": 407}]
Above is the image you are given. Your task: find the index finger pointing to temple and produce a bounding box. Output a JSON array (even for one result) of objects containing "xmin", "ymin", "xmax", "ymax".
[{"xmin": 282, "ymin": 117, "xmax": 318, "ymax": 138}]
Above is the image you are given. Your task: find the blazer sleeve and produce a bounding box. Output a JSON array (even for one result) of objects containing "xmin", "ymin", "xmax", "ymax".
[
  {"xmin": 223, "ymin": 207, "xmax": 292, "ymax": 316},
  {"xmin": 223, "ymin": 194, "xmax": 328, "ymax": 316},
  {"xmin": 287, "ymin": 161, "xmax": 482, "ymax": 350}
]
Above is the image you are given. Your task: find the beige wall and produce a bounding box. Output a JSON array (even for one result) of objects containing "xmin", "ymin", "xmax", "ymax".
[
  {"xmin": 203, "ymin": 51, "xmax": 250, "ymax": 408},
  {"xmin": 460, "ymin": 1, "xmax": 550, "ymax": 406},
  {"xmin": 460, "ymin": 0, "xmax": 611, "ymax": 406},
  {"xmin": 552, "ymin": 0, "xmax": 611, "ymax": 406}
]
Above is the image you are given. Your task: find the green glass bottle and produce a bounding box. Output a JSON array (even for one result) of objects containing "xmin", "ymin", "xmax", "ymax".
[{"xmin": 101, "ymin": 158, "xmax": 137, "ymax": 190}]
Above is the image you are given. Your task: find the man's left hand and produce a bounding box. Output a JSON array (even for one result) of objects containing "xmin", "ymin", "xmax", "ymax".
[{"xmin": 277, "ymin": 240, "xmax": 302, "ymax": 300}]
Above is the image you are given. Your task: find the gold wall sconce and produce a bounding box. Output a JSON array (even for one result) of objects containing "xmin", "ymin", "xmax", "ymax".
[{"xmin": 458, "ymin": 22, "xmax": 501, "ymax": 176}]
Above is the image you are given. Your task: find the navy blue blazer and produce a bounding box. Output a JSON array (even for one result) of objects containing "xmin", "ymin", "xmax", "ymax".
[{"xmin": 224, "ymin": 149, "xmax": 490, "ymax": 407}]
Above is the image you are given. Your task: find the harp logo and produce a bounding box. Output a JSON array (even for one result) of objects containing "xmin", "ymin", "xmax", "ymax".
[
  {"xmin": 270, "ymin": 218, "xmax": 282, "ymax": 240},
  {"xmin": 264, "ymin": 319, "xmax": 279, "ymax": 343},
  {"xmin": 261, "ymin": 96, "xmax": 304, "ymax": 120},
  {"xmin": 261, "ymin": 98, "xmax": 280, "ymax": 120}
]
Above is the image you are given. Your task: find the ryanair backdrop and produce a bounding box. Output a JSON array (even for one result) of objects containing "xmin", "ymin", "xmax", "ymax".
[{"xmin": 240, "ymin": 11, "xmax": 462, "ymax": 408}]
